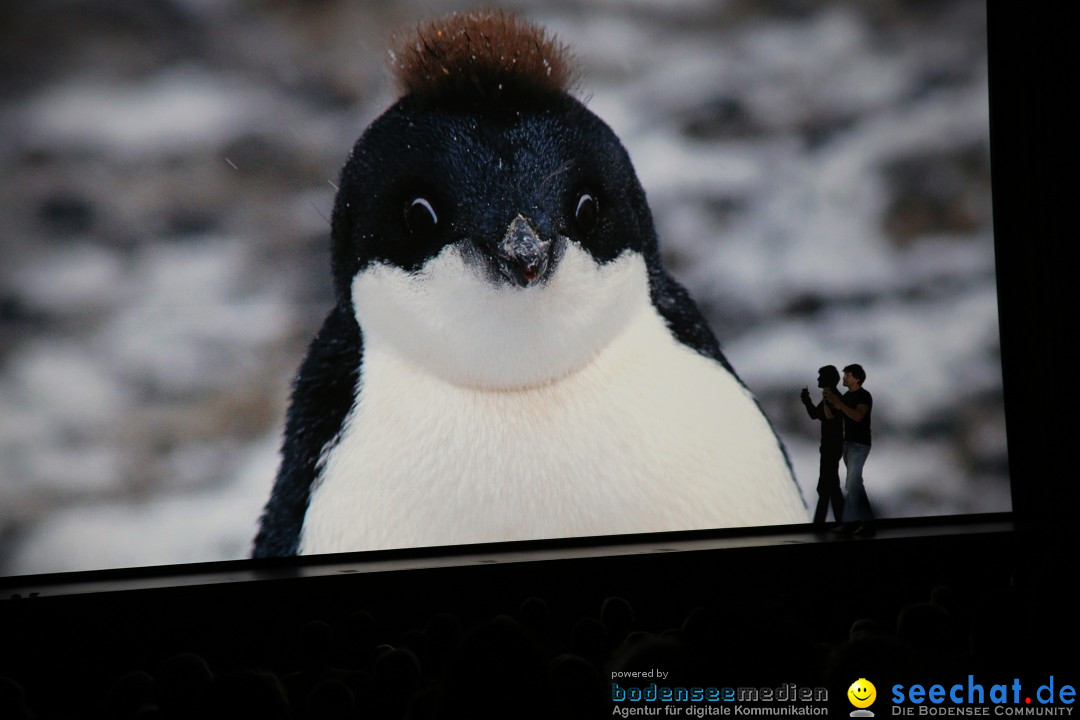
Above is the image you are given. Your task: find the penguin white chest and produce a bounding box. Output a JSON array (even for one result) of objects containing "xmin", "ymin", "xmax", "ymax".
[{"xmin": 299, "ymin": 247, "xmax": 805, "ymax": 554}]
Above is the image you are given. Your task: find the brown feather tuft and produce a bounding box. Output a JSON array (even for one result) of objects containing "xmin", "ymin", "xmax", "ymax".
[{"xmin": 389, "ymin": 10, "xmax": 577, "ymax": 103}]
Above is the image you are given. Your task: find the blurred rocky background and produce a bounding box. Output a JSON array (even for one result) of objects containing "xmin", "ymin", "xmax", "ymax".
[{"xmin": 0, "ymin": 0, "xmax": 1005, "ymax": 575}]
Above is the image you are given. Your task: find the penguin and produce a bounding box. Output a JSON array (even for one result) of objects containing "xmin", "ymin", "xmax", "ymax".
[{"xmin": 253, "ymin": 11, "xmax": 806, "ymax": 558}]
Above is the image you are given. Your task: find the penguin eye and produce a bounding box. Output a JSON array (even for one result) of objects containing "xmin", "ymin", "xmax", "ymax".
[
  {"xmin": 573, "ymin": 192, "xmax": 598, "ymax": 234},
  {"xmin": 405, "ymin": 197, "xmax": 438, "ymax": 234}
]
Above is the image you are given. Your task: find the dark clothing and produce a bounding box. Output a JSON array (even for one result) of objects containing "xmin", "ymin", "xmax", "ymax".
[
  {"xmin": 804, "ymin": 399, "xmax": 844, "ymax": 452},
  {"xmin": 813, "ymin": 444, "xmax": 844, "ymax": 524},
  {"xmin": 840, "ymin": 387, "xmax": 872, "ymax": 446},
  {"xmin": 803, "ymin": 391, "xmax": 844, "ymax": 523}
]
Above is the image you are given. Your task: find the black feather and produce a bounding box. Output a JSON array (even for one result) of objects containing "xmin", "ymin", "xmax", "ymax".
[{"xmin": 252, "ymin": 305, "xmax": 361, "ymax": 558}]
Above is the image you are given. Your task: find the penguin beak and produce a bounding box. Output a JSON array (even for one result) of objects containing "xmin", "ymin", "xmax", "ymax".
[{"xmin": 495, "ymin": 215, "xmax": 552, "ymax": 288}]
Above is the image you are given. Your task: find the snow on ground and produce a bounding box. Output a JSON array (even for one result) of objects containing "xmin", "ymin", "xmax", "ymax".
[{"xmin": 6, "ymin": 433, "xmax": 279, "ymax": 575}]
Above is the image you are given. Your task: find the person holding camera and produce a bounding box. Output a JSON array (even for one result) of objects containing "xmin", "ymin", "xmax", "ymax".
[{"xmin": 801, "ymin": 366, "xmax": 845, "ymax": 525}]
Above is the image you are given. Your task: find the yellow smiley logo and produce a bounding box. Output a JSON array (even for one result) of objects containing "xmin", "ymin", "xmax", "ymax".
[{"xmin": 848, "ymin": 678, "xmax": 877, "ymax": 708}]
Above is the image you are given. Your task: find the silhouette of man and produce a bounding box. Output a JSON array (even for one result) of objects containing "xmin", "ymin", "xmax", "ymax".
[
  {"xmin": 825, "ymin": 364, "xmax": 873, "ymax": 529},
  {"xmin": 800, "ymin": 366, "xmax": 844, "ymax": 525}
]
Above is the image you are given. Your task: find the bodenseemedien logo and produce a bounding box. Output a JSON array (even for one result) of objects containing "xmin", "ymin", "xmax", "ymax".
[
  {"xmin": 609, "ymin": 676, "xmax": 830, "ymax": 716},
  {"xmin": 849, "ymin": 679, "xmax": 878, "ymax": 717}
]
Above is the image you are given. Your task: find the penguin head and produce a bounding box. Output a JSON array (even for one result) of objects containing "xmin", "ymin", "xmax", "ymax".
[{"xmin": 330, "ymin": 11, "xmax": 661, "ymax": 390}]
